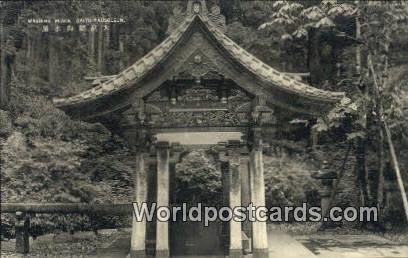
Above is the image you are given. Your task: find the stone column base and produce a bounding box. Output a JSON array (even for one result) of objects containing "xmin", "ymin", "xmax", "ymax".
[
  {"xmin": 155, "ymin": 249, "xmax": 169, "ymax": 258},
  {"xmin": 229, "ymin": 248, "xmax": 243, "ymax": 258},
  {"xmin": 130, "ymin": 250, "xmax": 147, "ymax": 258},
  {"xmin": 253, "ymin": 248, "xmax": 269, "ymax": 258}
]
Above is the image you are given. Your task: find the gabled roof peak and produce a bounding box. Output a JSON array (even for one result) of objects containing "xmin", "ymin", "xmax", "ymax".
[
  {"xmin": 167, "ymin": 0, "xmax": 226, "ymax": 35},
  {"xmin": 53, "ymin": 5, "xmax": 345, "ymax": 118},
  {"xmin": 187, "ymin": 0, "xmax": 209, "ymax": 16}
]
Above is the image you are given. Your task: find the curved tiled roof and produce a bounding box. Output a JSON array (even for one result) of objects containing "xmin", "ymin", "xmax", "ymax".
[
  {"xmin": 202, "ymin": 15, "xmax": 344, "ymax": 102},
  {"xmin": 54, "ymin": 16, "xmax": 195, "ymax": 107},
  {"xmin": 53, "ymin": 14, "xmax": 344, "ymax": 109}
]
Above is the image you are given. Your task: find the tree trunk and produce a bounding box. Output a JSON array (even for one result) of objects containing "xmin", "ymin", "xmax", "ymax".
[
  {"xmin": 70, "ymin": 24, "xmax": 81, "ymax": 83},
  {"xmin": 105, "ymin": 25, "xmax": 110, "ymax": 50},
  {"xmin": 377, "ymin": 29, "xmax": 391, "ymax": 209},
  {"xmin": 307, "ymin": 28, "xmax": 322, "ymax": 86},
  {"xmin": 119, "ymin": 32, "xmax": 125, "ymax": 70},
  {"xmin": 25, "ymin": 33, "xmax": 33, "ymax": 85},
  {"xmin": 368, "ymin": 53, "xmax": 386, "ymax": 210},
  {"xmin": 89, "ymin": 29, "xmax": 96, "ymax": 72},
  {"xmin": 321, "ymin": 144, "xmax": 352, "ymax": 219},
  {"xmin": 29, "ymin": 32, "xmax": 38, "ymax": 86},
  {"xmin": 48, "ymin": 34, "xmax": 58, "ymax": 86},
  {"xmin": 97, "ymin": 25, "xmax": 103, "ymax": 74},
  {"xmin": 355, "ymin": 8, "xmax": 361, "ymax": 75},
  {"xmin": 26, "ymin": 34, "xmax": 31, "ymax": 60},
  {"xmin": 377, "ymin": 125, "xmax": 385, "ymax": 209},
  {"xmin": 105, "ymin": 25, "xmax": 111, "ymax": 73},
  {"xmin": 355, "ymin": 138, "xmax": 370, "ymax": 207},
  {"xmin": 383, "ymin": 121, "xmax": 408, "ymax": 222},
  {"xmin": 0, "ymin": 25, "xmax": 13, "ymax": 110},
  {"xmin": 0, "ymin": 23, "xmax": 6, "ymax": 109}
]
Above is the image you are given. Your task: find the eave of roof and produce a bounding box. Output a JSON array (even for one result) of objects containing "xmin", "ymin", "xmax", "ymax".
[
  {"xmin": 53, "ymin": 16, "xmax": 195, "ymax": 108},
  {"xmin": 198, "ymin": 14, "xmax": 344, "ymax": 103},
  {"xmin": 53, "ymin": 14, "xmax": 345, "ymax": 111}
]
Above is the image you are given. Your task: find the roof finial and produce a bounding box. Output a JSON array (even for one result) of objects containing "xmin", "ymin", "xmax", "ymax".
[
  {"xmin": 167, "ymin": 0, "xmax": 226, "ymax": 35},
  {"xmin": 187, "ymin": 0, "xmax": 208, "ymax": 16}
]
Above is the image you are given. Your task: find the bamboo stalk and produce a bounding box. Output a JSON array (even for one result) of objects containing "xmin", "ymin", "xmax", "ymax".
[{"xmin": 383, "ymin": 121, "xmax": 408, "ymax": 222}]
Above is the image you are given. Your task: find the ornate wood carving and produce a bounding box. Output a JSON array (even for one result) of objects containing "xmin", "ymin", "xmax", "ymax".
[
  {"xmin": 121, "ymin": 98, "xmax": 145, "ymax": 126},
  {"xmin": 167, "ymin": 1, "xmax": 226, "ymax": 35},
  {"xmin": 176, "ymin": 48, "xmax": 223, "ymax": 80},
  {"xmin": 167, "ymin": 5, "xmax": 185, "ymax": 35},
  {"xmin": 136, "ymin": 80, "xmax": 253, "ymax": 129},
  {"xmin": 150, "ymin": 110, "xmax": 239, "ymax": 127},
  {"xmin": 177, "ymin": 84, "xmax": 219, "ymax": 102},
  {"xmin": 251, "ymin": 96, "xmax": 276, "ymax": 126}
]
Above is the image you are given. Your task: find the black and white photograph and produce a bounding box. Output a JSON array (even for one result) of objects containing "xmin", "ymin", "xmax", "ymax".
[{"xmin": 1, "ymin": 1, "xmax": 407, "ymax": 257}]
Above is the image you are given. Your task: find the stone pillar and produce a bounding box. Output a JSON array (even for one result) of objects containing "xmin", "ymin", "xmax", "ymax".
[
  {"xmin": 146, "ymin": 156, "xmax": 157, "ymax": 256},
  {"xmin": 220, "ymin": 159, "xmax": 229, "ymax": 253},
  {"xmin": 131, "ymin": 151, "xmax": 148, "ymax": 258},
  {"xmin": 240, "ymin": 155, "xmax": 252, "ymax": 253},
  {"xmin": 311, "ymin": 160, "xmax": 337, "ymax": 217},
  {"xmin": 155, "ymin": 141, "xmax": 170, "ymax": 258},
  {"xmin": 169, "ymin": 142, "xmax": 182, "ymax": 205},
  {"xmin": 228, "ymin": 148, "xmax": 243, "ymax": 258},
  {"xmin": 249, "ymin": 128, "xmax": 269, "ymax": 258},
  {"xmin": 310, "ymin": 125, "xmax": 318, "ymax": 152},
  {"xmin": 319, "ymin": 180, "xmax": 334, "ymax": 219},
  {"xmin": 15, "ymin": 211, "xmax": 29, "ymax": 254},
  {"xmin": 169, "ymin": 162, "xmax": 177, "ymax": 204}
]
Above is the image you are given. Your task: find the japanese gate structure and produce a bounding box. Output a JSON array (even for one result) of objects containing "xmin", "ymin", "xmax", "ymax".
[{"xmin": 54, "ymin": 1, "xmax": 344, "ymax": 258}]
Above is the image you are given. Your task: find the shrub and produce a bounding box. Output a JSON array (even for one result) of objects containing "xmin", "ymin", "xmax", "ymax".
[{"xmin": 263, "ymin": 153, "xmax": 320, "ymax": 207}]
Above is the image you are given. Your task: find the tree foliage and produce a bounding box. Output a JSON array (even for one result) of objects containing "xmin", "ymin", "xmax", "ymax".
[{"xmin": 175, "ymin": 150, "xmax": 222, "ymax": 205}]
